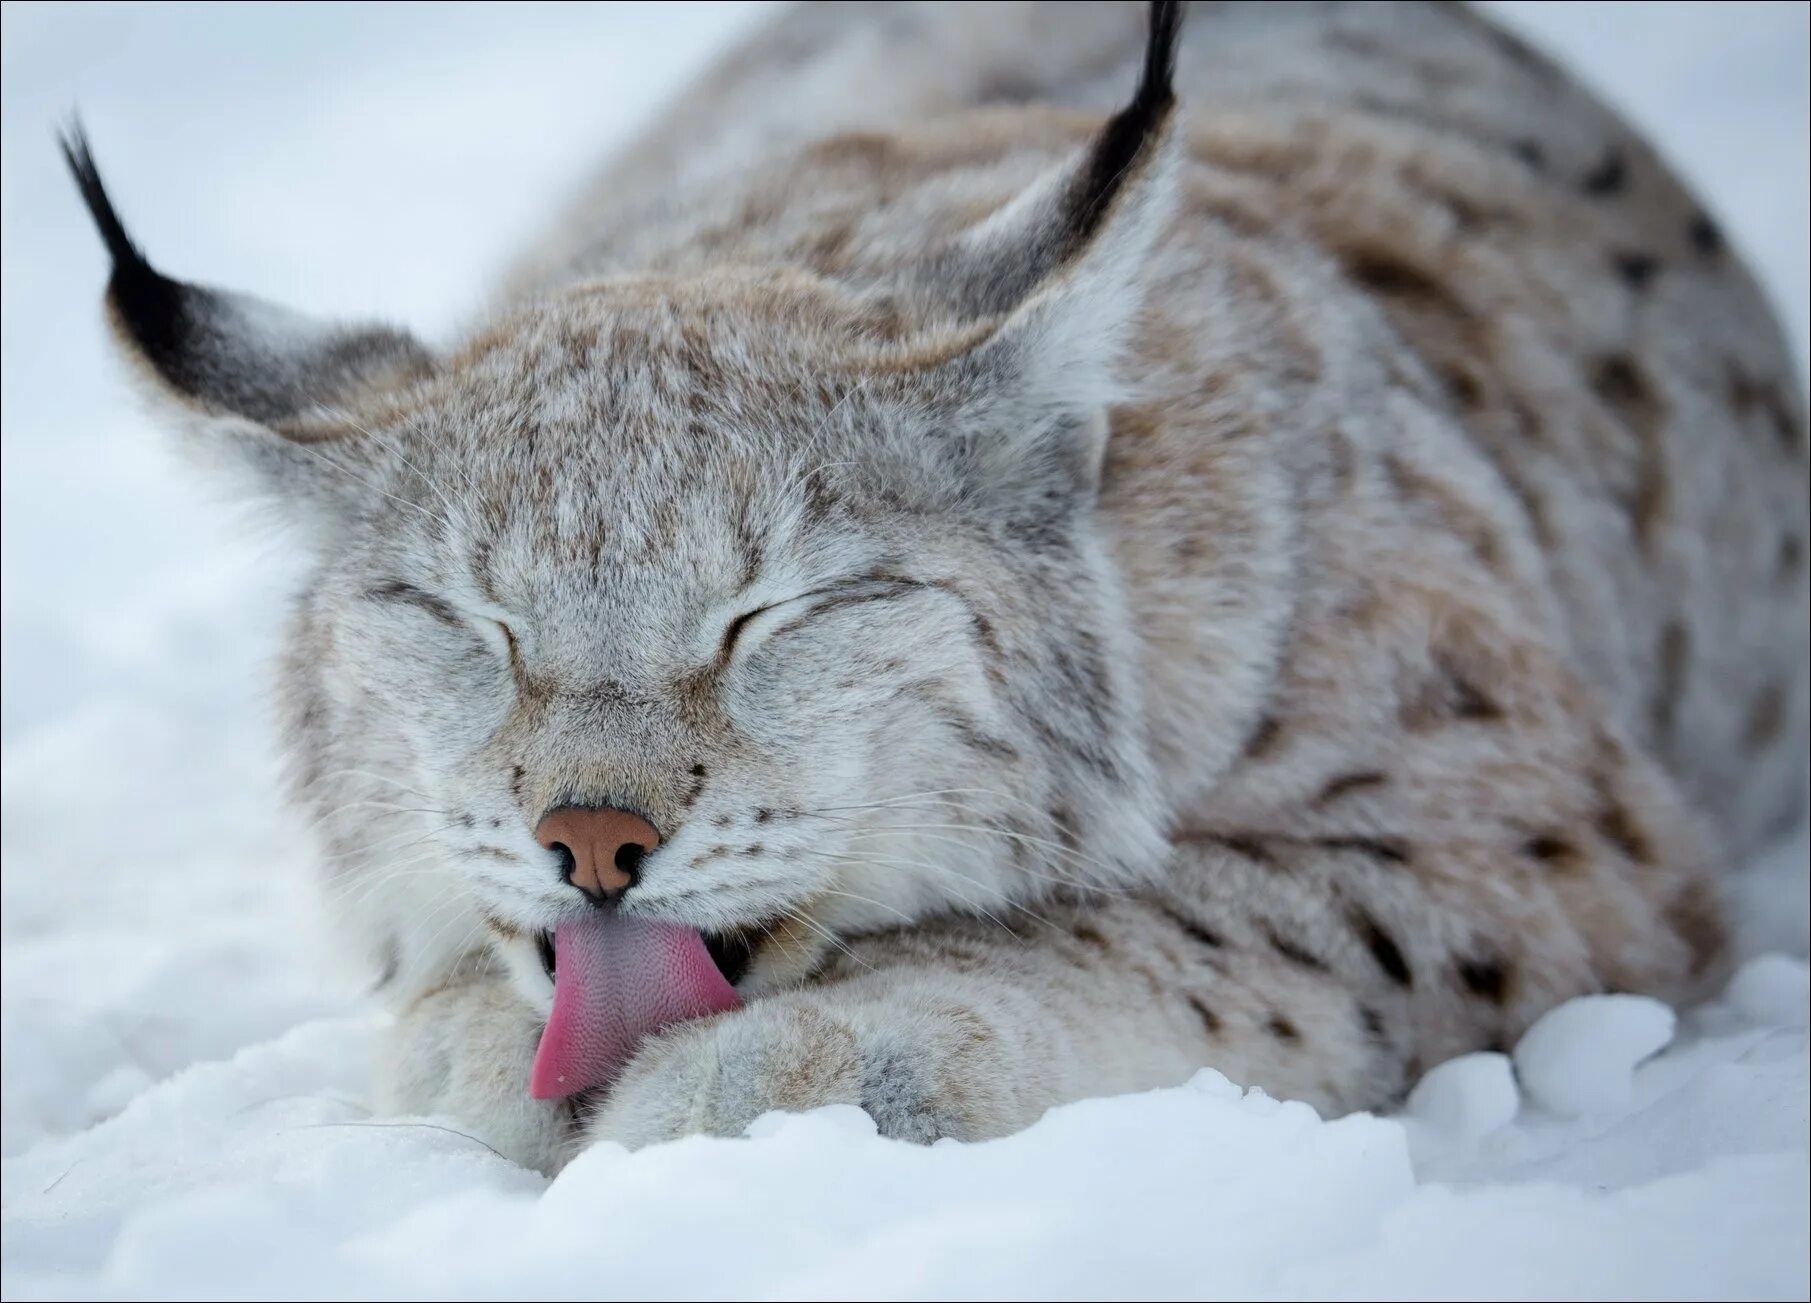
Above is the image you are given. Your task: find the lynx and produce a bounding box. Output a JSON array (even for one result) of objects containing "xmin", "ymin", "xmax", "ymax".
[{"xmin": 68, "ymin": 0, "xmax": 1806, "ymax": 1173}]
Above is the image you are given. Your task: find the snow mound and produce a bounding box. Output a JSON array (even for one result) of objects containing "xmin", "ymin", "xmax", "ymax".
[
  {"xmin": 1406, "ymin": 1051, "xmax": 1520, "ymax": 1144},
  {"xmin": 1514, "ymin": 995, "xmax": 1678, "ymax": 1118},
  {"xmin": 1727, "ymin": 954, "xmax": 1811, "ymax": 1030}
]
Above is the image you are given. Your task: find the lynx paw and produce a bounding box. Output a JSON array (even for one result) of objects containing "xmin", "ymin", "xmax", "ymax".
[
  {"xmin": 378, "ymin": 975, "xmax": 578, "ymax": 1174},
  {"xmin": 586, "ymin": 995, "xmax": 985, "ymax": 1149}
]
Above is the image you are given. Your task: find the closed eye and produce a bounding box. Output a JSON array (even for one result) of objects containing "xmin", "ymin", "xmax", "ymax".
[
  {"xmin": 717, "ymin": 573, "xmax": 929, "ymax": 662},
  {"xmin": 363, "ymin": 579, "xmax": 467, "ymax": 630},
  {"xmin": 364, "ymin": 579, "xmax": 521, "ymax": 663},
  {"xmin": 719, "ymin": 605, "xmax": 774, "ymax": 660}
]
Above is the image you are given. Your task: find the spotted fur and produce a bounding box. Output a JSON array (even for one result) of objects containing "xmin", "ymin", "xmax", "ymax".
[{"xmin": 71, "ymin": 1, "xmax": 1806, "ymax": 1168}]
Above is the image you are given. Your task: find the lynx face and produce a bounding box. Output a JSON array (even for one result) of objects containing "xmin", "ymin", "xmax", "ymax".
[
  {"xmin": 305, "ymin": 281, "xmax": 1156, "ymax": 959},
  {"xmin": 64, "ymin": 72, "xmax": 1181, "ymax": 985}
]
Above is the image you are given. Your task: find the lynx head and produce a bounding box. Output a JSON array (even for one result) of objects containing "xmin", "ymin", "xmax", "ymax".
[{"xmin": 67, "ymin": 4, "xmax": 1185, "ymax": 1001}]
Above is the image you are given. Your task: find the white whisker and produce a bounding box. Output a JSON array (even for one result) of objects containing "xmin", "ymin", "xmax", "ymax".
[
  {"xmin": 801, "ymin": 847, "xmax": 1039, "ymax": 935},
  {"xmin": 304, "ymin": 768, "xmax": 438, "ymax": 801},
  {"xmin": 313, "ymin": 398, "xmax": 466, "ymax": 525}
]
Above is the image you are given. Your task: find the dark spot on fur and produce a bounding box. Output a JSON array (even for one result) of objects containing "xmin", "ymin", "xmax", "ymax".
[
  {"xmin": 1359, "ymin": 1005, "xmax": 1387, "ymax": 1040},
  {"xmin": 1613, "ymin": 251, "xmax": 1660, "ymax": 290},
  {"xmin": 1315, "ymin": 771, "xmax": 1389, "ymax": 805},
  {"xmin": 1350, "ymin": 907, "xmax": 1413, "ymax": 987},
  {"xmin": 1205, "ymin": 832, "xmax": 1277, "ymax": 867},
  {"xmin": 1188, "ymin": 996, "xmax": 1223, "ymax": 1035},
  {"xmin": 942, "ymin": 712, "xmax": 1022, "ymax": 761},
  {"xmin": 742, "ymin": 844, "xmax": 765, "ymax": 857},
  {"xmin": 1458, "ymin": 957, "xmax": 1511, "ymax": 1004},
  {"xmin": 1241, "ymin": 713, "xmax": 1285, "ymax": 761},
  {"xmin": 1581, "ymin": 147, "xmax": 1628, "ymax": 196},
  {"xmin": 1592, "ymin": 354, "xmax": 1651, "ymax": 412},
  {"xmin": 754, "ymin": 808, "xmax": 772, "ymax": 824},
  {"xmin": 1590, "ymin": 354, "xmax": 1668, "ymax": 546},
  {"xmin": 1688, "ymin": 211, "xmax": 1723, "ymax": 255},
  {"xmin": 690, "ymin": 763, "xmax": 707, "ymax": 778},
  {"xmin": 1267, "ymin": 927, "xmax": 1328, "ymax": 972},
  {"xmin": 1452, "ymin": 671, "xmax": 1501, "ymax": 720},
  {"xmin": 712, "ymin": 813, "xmax": 732, "ymax": 829},
  {"xmin": 1440, "ymin": 364, "xmax": 1485, "ymax": 409},
  {"xmin": 1595, "ymin": 796, "xmax": 1653, "ymax": 866},
  {"xmin": 1523, "ymin": 833, "xmax": 1583, "ymax": 872},
  {"xmin": 1034, "ymin": 808, "xmax": 1076, "ymax": 859},
  {"xmin": 1743, "ymin": 682, "xmax": 1787, "ymax": 753},
  {"xmin": 1345, "ymin": 251, "xmax": 1451, "ymax": 306},
  {"xmin": 1158, "ymin": 904, "xmax": 1225, "ymax": 951},
  {"xmin": 1266, "ymin": 1015, "xmax": 1301, "ymax": 1043},
  {"xmin": 1073, "ymin": 922, "xmax": 1111, "ymax": 951},
  {"xmin": 1726, "ymin": 366, "xmax": 1803, "ymax": 453},
  {"xmin": 1512, "ymin": 138, "xmax": 1546, "ymax": 170},
  {"xmin": 1316, "ymin": 836, "xmax": 1410, "ymax": 866},
  {"xmin": 1402, "ymin": 651, "xmax": 1505, "ymax": 729}
]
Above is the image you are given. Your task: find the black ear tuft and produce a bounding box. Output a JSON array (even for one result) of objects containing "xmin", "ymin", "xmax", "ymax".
[
  {"xmin": 1061, "ymin": 0, "xmax": 1185, "ymax": 263},
  {"xmin": 60, "ymin": 122, "xmax": 150, "ymax": 276},
  {"xmin": 60, "ymin": 122, "xmax": 195, "ymax": 399},
  {"xmin": 1139, "ymin": 0, "xmax": 1185, "ymax": 115},
  {"xmin": 59, "ymin": 124, "xmax": 434, "ymax": 429},
  {"xmin": 907, "ymin": 0, "xmax": 1187, "ymax": 343}
]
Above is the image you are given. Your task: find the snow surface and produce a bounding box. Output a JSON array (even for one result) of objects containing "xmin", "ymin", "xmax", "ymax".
[{"xmin": 1, "ymin": 3, "xmax": 1806, "ymax": 1299}]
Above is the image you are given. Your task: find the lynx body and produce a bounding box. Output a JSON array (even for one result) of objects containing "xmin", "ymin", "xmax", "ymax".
[{"xmin": 70, "ymin": 1, "xmax": 1806, "ymax": 1171}]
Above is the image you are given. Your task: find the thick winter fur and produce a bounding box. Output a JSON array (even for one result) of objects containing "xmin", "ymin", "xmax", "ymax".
[{"xmin": 72, "ymin": 1, "xmax": 1806, "ymax": 1169}]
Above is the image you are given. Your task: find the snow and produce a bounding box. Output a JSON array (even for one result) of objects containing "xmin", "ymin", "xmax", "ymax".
[
  {"xmin": 1405, "ymin": 1051, "xmax": 1519, "ymax": 1144},
  {"xmin": 1513, "ymin": 995, "xmax": 1679, "ymax": 1119},
  {"xmin": 1, "ymin": 3, "xmax": 1806, "ymax": 1300},
  {"xmin": 1727, "ymin": 954, "xmax": 1811, "ymax": 1030},
  {"xmin": 4, "ymin": 946, "xmax": 1808, "ymax": 1300}
]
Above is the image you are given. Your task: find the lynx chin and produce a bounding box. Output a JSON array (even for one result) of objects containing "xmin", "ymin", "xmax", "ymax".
[{"xmin": 67, "ymin": 0, "xmax": 1806, "ymax": 1172}]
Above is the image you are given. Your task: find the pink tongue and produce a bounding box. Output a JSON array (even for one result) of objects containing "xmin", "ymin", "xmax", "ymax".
[{"xmin": 529, "ymin": 915, "xmax": 741, "ymax": 1101}]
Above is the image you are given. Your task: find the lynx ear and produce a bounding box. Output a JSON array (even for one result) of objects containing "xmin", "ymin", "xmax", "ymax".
[
  {"xmin": 61, "ymin": 127, "xmax": 434, "ymax": 512},
  {"xmin": 909, "ymin": 0, "xmax": 1185, "ymax": 496}
]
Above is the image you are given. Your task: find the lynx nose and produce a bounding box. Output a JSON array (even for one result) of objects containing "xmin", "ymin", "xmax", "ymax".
[{"xmin": 535, "ymin": 806, "xmax": 661, "ymax": 902}]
